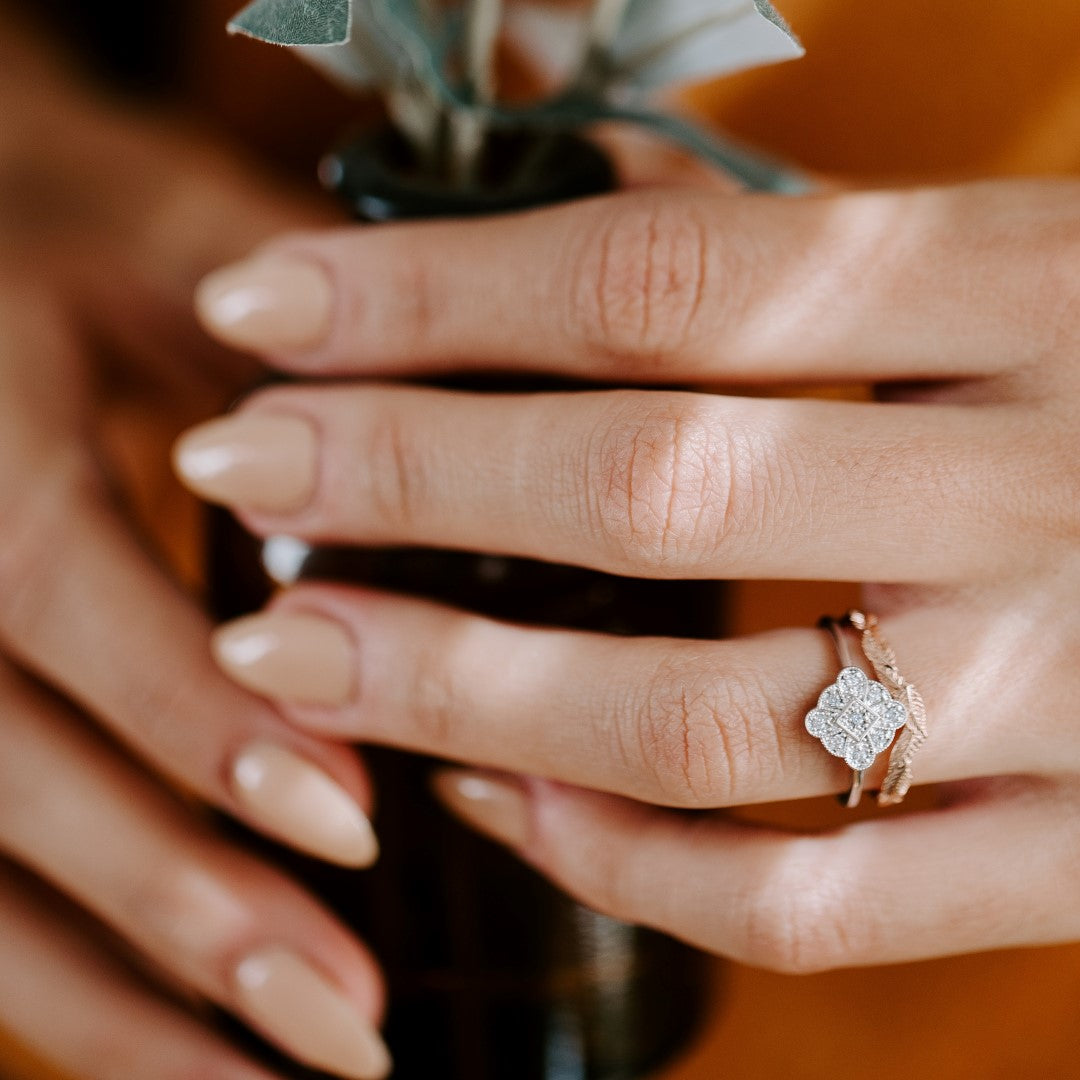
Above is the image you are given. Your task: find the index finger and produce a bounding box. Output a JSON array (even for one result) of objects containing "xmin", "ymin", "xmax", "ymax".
[{"xmin": 194, "ymin": 181, "xmax": 1080, "ymax": 384}]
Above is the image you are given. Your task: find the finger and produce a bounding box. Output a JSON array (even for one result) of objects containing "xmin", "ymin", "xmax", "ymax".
[
  {"xmin": 0, "ymin": 665, "xmax": 391, "ymax": 1080},
  {"xmin": 0, "ymin": 863, "xmax": 284, "ymax": 1080},
  {"xmin": 193, "ymin": 181, "xmax": 1080, "ymax": 383},
  {"xmin": 208, "ymin": 588, "xmax": 1013, "ymax": 812},
  {"xmin": 432, "ymin": 774, "xmax": 1080, "ymax": 970},
  {"xmin": 0, "ymin": 291, "xmax": 377, "ymax": 868},
  {"xmin": 0, "ymin": 466, "xmax": 378, "ymax": 868},
  {"xmin": 174, "ymin": 384, "xmax": 1060, "ymax": 584}
]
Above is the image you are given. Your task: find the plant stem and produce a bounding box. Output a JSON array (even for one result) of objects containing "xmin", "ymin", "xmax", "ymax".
[
  {"xmin": 449, "ymin": 0, "xmax": 505, "ymax": 186},
  {"xmin": 573, "ymin": 0, "xmax": 634, "ymax": 92},
  {"xmin": 466, "ymin": 0, "xmax": 504, "ymax": 105}
]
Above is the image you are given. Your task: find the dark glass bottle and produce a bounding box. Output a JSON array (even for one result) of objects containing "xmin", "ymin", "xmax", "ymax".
[{"xmin": 211, "ymin": 127, "xmax": 721, "ymax": 1080}]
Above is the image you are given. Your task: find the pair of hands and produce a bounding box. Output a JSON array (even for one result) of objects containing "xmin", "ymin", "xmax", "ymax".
[{"xmin": 3, "ymin": 26, "xmax": 1080, "ymax": 1080}]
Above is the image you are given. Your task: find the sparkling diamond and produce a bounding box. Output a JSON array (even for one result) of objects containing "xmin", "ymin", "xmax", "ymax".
[
  {"xmin": 804, "ymin": 668, "xmax": 909, "ymax": 771},
  {"xmin": 883, "ymin": 700, "xmax": 907, "ymax": 729},
  {"xmin": 805, "ymin": 709, "xmax": 830, "ymax": 736},
  {"xmin": 823, "ymin": 730, "xmax": 848, "ymax": 757},
  {"xmin": 846, "ymin": 742, "xmax": 876, "ymax": 770},
  {"xmin": 868, "ymin": 723, "xmax": 896, "ymax": 754},
  {"xmin": 840, "ymin": 703, "xmax": 871, "ymax": 734},
  {"xmin": 819, "ymin": 685, "xmax": 843, "ymax": 709},
  {"xmin": 865, "ymin": 681, "xmax": 891, "ymax": 708},
  {"xmin": 837, "ymin": 666, "xmax": 868, "ymax": 701}
]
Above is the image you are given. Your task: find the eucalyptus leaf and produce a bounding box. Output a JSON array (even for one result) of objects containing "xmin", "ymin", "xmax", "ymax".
[
  {"xmin": 230, "ymin": 0, "xmax": 450, "ymax": 92},
  {"xmin": 609, "ymin": 0, "xmax": 803, "ymax": 89},
  {"xmin": 229, "ymin": 0, "xmax": 351, "ymax": 46}
]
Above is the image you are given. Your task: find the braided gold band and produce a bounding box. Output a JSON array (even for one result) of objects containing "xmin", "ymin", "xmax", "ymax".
[{"xmin": 846, "ymin": 610, "xmax": 928, "ymax": 807}]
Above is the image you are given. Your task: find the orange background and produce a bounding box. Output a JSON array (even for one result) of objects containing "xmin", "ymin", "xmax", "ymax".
[{"xmin": 4, "ymin": 1, "xmax": 1080, "ymax": 1077}]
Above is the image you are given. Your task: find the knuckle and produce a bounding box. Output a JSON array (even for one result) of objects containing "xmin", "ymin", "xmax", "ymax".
[
  {"xmin": 371, "ymin": 246, "xmax": 440, "ymax": 361},
  {"xmin": 626, "ymin": 656, "xmax": 781, "ymax": 806},
  {"xmin": 403, "ymin": 638, "xmax": 469, "ymax": 750},
  {"xmin": 587, "ymin": 398, "xmax": 757, "ymax": 571},
  {"xmin": 545, "ymin": 827, "xmax": 643, "ymax": 928},
  {"xmin": 348, "ymin": 399, "xmax": 429, "ymax": 534},
  {"xmin": 264, "ymin": 230, "xmax": 440, "ymax": 361},
  {"xmin": 566, "ymin": 196, "xmax": 710, "ymax": 367},
  {"xmin": 741, "ymin": 851, "xmax": 858, "ymax": 974},
  {"xmin": 122, "ymin": 859, "xmax": 253, "ymax": 986}
]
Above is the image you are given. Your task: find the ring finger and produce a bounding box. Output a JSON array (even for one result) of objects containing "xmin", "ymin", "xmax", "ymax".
[{"xmin": 208, "ymin": 585, "xmax": 1044, "ymax": 812}]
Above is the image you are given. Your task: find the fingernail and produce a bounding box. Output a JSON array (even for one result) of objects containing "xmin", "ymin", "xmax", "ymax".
[
  {"xmin": 231, "ymin": 742, "xmax": 378, "ymax": 868},
  {"xmin": 173, "ymin": 414, "xmax": 317, "ymax": 513},
  {"xmin": 431, "ymin": 769, "xmax": 531, "ymax": 849},
  {"xmin": 234, "ymin": 948, "xmax": 391, "ymax": 1080},
  {"xmin": 196, "ymin": 257, "xmax": 333, "ymax": 353},
  {"xmin": 213, "ymin": 612, "xmax": 356, "ymax": 706}
]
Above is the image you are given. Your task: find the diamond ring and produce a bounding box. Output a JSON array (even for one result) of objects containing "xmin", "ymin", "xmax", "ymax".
[{"xmin": 807, "ymin": 614, "xmax": 910, "ymax": 808}]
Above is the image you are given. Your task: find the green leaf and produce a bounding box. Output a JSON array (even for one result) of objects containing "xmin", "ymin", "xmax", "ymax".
[
  {"xmin": 598, "ymin": 0, "xmax": 803, "ymax": 89},
  {"xmin": 229, "ymin": 0, "xmax": 351, "ymax": 46}
]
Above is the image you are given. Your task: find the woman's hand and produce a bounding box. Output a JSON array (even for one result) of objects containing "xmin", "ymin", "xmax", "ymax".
[
  {"xmin": 178, "ymin": 175, "xmax": 1080, "ymax": 972},
  {"xmin": 0, "ymin": 33, "xmax": 392, "ymax": 1079}
]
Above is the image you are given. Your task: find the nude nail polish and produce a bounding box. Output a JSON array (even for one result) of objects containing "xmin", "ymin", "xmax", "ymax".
[
  {"xmin": 213, "ymin": 612, "xmax": 356, "ymax": 706},
  {"xmin": 173, "ymin": 414, "xmax": 317, "ymax": 513},
  {"xmin": 231, "ymin": 742, "xmax": 378, "ymax": 868},
  {"xmin": 431, "ymin": 770, "xmax": 531, "ymax": 849},
  {"xmin": 234, "ymin": 948, "xmax": 391, "ymax": 1079},
  {"xmin": 196, "ymin": 257, "xmax": 333, "ymax": 353}
]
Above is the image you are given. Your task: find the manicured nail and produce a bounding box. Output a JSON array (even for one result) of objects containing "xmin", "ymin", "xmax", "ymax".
[
  {"xmin": 234, "ymin": 948, "xmax": 391, "ymax": 1079},
  {"xmin": 173, "ymin": 414, "xmax": 317, "ymax": 513},
  {"xmin": 431, "ymin": 770, "xmax": 531, "ymax": 849},
  {"xmin": 213, "ymin": 612, "xmax": 356, "ymax": 706},
  {"xmin": 231, "ymin": 742, "xmax": 378, "ymax": 868},
  {"xmin": 196, "ymin": 257, "xmax": 333, "ymax": 353}
]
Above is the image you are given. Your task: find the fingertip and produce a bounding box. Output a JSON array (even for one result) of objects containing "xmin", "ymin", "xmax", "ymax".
[
  {"xmin": 195, "ymin": 256, "xmax": 334, "ymax": 355},
  {"xmin": 171, "ymin": 413, "xmax": 318, "ymax": 513},
  {"xmin": 431, "ymin": 768, "xmax": 533, "ymax": 850},
  {"xmin": 211, "ymin": 611, "xmax": 357, "ymax": 707},
  {"xmin": 230, "ymin": 741, "xmax": 379, "ymax": 869}
]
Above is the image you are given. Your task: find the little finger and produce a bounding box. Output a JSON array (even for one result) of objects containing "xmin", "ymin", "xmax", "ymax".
[{"xmin": 434, "ymin": 774, "xmax": 1080, "ymax": 971}]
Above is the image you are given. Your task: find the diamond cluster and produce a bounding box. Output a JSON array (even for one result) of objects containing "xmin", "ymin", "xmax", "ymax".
[{"xmin": 805, "ymin": 666, "xmax": 908, "ymax": 772}]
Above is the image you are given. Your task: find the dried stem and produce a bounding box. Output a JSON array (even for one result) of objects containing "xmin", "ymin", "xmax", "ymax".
[
  {"xmin": 573, "ymin": 0, "xmax": 634, "ymax": 91},
  {"xmin": 466, "ymin": 0, "xmax": 504, "ymax": 104},
  {"xmin": 449, "ymin": 0, "xmax": 505, "ymax": 185},
  {"xmin": 587, "ymin": 0, "xmax": 635, "ymax": 52}
]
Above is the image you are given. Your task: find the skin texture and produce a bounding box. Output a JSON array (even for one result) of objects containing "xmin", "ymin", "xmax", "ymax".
[{"xmin": 179, "ymin": 173, "xmax": 1080, "ymax": 975}]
